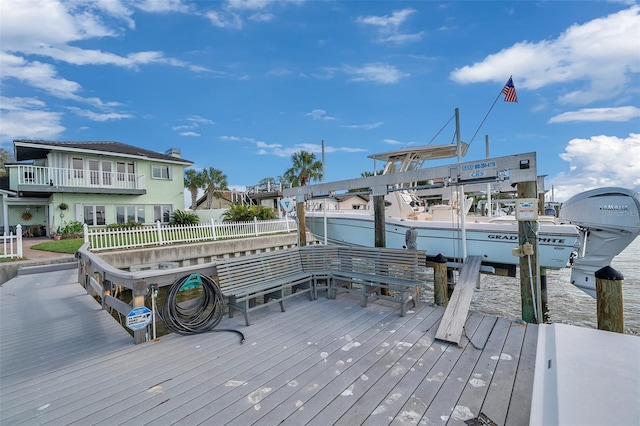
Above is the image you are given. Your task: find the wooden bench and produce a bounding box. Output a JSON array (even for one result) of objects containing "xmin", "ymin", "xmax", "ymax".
[
  {"xmin": 329, "ymin": 246, "xmax": 425, "ymax": 316},
  {"xmin": 215, "ymin": 249, "xmax": 313, "ymax": 326},
  {"xmin": 298, "ymin": 244, "xmax": 343, "ymax": 299}
]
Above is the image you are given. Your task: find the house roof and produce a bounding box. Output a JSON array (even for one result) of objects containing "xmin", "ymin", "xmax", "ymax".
[
  {"xmin": 13, "ymin": 140, "xmax": 193, "ymax": 165},
  {"xmin": 335, "ymin": 194, "xmax": 369, "ymax": 202},
  {"xmin": 193, "ymin": 190, "xmax": 235, "ymax": 209}
]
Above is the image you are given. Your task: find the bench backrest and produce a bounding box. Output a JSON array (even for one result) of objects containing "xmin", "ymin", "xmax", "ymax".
[
  {"xmin": 216, "ymin": 248, "xmax": 303, "ymax": 292},
  {"xmin": 299, "ymin": 245, "xmax": 343, "ymax": 273},
  {"xmin": 337, "ymin": 246, "xmax": 425, "ymax": 280}
]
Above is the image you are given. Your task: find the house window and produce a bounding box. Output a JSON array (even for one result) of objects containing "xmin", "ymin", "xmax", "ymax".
[
  {"xmin": 152, "ymin": 165, "xmax": 171, "ymax": 180},
  {"xmin": 116, "ymin": 205, "xmax": 145, "ymax": 224},
  {"xmin": 154, "ymin": 205, "xmax": 172, "ymax": 223},
  {"xmin": 71, "ymin": 157, "xmax": 84, "ymax": 179},
  {"xmin": 117, "ymin": 162, "xmax": 135, "ymax": 182},
  {"xmin": 84, "ymin": 205, "xmax": 106, "ymax": 226}
]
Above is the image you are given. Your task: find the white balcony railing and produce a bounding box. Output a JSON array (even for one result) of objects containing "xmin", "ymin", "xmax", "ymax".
[{"xmin": 14, "ymin": 165, "xmax": 145, "ymax": 191}]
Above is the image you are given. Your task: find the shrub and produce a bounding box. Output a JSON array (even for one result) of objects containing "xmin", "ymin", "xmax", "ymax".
[
  {"xmin": 170, "ymin": 210, "xmax": 200, "ymax": 225},
  {"xmin": 223, "ymin": 205, "xmax": 276, "ymax": 222},
  {"xmin": 56, "ymin": 220, "xmax": 84, "ymax": 239}
]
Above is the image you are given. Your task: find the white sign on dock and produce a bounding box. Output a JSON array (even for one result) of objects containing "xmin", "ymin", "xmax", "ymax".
[{"xmin": 126, "ymin": 306, "xmax": 152, "ymax": 331}]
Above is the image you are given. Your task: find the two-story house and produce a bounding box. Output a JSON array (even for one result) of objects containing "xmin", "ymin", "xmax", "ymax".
[{"xmin": 1, "ymin": 140, "xmax": 193, "ymax": 236}]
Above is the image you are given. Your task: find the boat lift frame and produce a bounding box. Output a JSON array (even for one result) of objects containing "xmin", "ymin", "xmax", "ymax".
[{"xmin": 283, "ymin": 151, "xmax": 538, "ymax": 201}]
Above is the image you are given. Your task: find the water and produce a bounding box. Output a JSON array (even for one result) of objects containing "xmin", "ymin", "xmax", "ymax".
[{"xmin": 422, "ymin": 237, "xmax": 640, "ymax": 335}]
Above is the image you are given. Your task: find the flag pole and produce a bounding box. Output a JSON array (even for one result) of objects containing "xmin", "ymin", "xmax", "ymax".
[{"xmin": 469, "ymin": 75, "xmax": 513, "ymax": 146}]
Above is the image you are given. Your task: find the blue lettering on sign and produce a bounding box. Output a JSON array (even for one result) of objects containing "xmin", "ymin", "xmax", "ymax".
[
  {"xmin": 462, "ymin": 161, "xmax": 497, "ymax": 171},
  {"xmin": 470, "ymin": 171, "xmax": 485, "ymax": 178}
]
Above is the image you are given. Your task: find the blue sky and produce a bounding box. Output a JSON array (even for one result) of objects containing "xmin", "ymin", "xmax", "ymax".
[{"xmin": 1, "ymin": 0, "xmax": 639, "ymax": 204}]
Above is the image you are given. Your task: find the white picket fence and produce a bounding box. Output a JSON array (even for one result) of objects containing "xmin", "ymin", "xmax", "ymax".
[
  {"xmin": 85, "ymin": 218, "xmax": 297, "ymax": 251},
  {"xmin": 1, "ymin": 225, "xmax": 23, "ymax": 259}
]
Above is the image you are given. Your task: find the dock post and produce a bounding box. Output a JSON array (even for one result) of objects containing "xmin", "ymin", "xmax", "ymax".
[
  {"xmin": 433, "ymin": 254, "xmax": 448, "ymax": 306},
  {"xmin": 517, "ymin": 180, "xmax": 538, "ymax": 323},
  {"xmin": 373, "ymin": 191, "xmax": 388, "ymax": 295},
  {"xmin": 595, "ymin": 266, "xmax": 624, "ymax": 333},
  {"xmin": 540, "ymin": 268, "xmax": 548, "ymax": 323},
  {"xmin": 373, "ymin": 194, "xmax": 386, "ymax": 248},
  {"xmin": 133, "ymin": 280, "xmax": 149, "ymax": 344}
]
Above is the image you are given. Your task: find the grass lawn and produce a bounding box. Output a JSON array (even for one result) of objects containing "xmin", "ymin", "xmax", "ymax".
[{"xmin": 30, "ymin": 238, "xmax": 84, "ymax": 254}]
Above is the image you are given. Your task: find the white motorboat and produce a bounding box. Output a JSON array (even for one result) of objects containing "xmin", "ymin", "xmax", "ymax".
[{"xmin": 303, "ymin": 144, "xmax": 640, "ymax": 296}]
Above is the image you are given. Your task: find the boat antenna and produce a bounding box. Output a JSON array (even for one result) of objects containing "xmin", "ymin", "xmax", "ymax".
[
  {"xmin": 468, "ymin": 75, "xmax": 516, "ymax": 147},
  {"xmin": 426, "ymin": 112, "xmax": 455, "ymax": 146}
]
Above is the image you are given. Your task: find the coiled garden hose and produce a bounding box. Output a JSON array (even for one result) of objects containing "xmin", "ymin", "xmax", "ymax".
[{"xmin": 158, "ymin": 273, "xmax": 245, "ymax": 343}]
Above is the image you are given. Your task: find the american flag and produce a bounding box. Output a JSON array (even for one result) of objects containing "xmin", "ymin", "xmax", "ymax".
[{"xmin": 502, "ymin": 77, "xmax": 518, "ymax": 102}]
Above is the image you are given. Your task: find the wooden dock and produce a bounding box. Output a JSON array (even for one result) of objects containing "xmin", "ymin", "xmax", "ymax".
[{"xmin": 0, "ymin": 269, "xmax": 537, "ymax": 425}]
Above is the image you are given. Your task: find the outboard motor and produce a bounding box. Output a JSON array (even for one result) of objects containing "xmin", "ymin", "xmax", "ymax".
[{"xmin": 559, "ymin": 187, "xmax": 640, "ymax": 297}]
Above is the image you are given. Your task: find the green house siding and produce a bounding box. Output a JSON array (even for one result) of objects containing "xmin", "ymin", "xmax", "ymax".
[{"xmin": 4, "ymin": 141, "xmax": 192, "ymax": 235}]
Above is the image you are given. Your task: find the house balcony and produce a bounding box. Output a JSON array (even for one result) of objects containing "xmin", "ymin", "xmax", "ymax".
[{"xmin": 11, "ymin": 165, "xmax": 146, "ymax": 195}]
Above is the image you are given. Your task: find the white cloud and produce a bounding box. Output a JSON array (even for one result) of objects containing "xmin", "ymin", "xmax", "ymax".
[
  {"xmin": 306, "ymin": 109, "xmax": 335, "ymax": 120},
  {"xmin": 68, "ymin": 107, "xmax": 133, "ymax": 122},
  {"xmin": 549, "ymin": 106, "xmax": 640, "ymax": 123},
  {"xmin": 205, "ymin": 10, "xmax": 243, "ymax": 29},
  {"xmin": 549, "ymin": 133, "xmax": 640, "ymax": 201},
  {"xmin": 356, "ymin": 9, "xmax": 424, "ymax": 44},
  {"xmin": 226, "ymin": 0, "xmax": 303, "ymax": 11},
  {"xmin": 228, "ymin": 136, "xmax": 365, "ymax": 158},
  {"xmin": 134, "ymin": 0, "xmax": 192, "ymax": 14},
  {"xmin": 0, "ymin": 96, "xmax": 65, "ymax": 140},
  {"xmin": 249, "ymin": 12, "xmax": 274, "ymax": 22},
  {"xmin": 450, "ymin": 6, "xmax": 640, "ymax": 104},
  {"xmin": 342, "ymin": 122, "xmax": 384, "ymax": 130},
  {"xmin": 187, "ymin": 116, "xmax": 215, "ymax": 125},
  {"xmin": 172, "ymin": 116, "xmax": 215, "ymax": 134},
  {"xmin": 343, "ymin": 63, "xmax": 409, "ymax": 84}
]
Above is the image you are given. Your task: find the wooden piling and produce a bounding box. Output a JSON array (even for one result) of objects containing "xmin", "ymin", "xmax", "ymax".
[
  {"xmin": 540, "ymin": 268, "xmax": 548, "ymax": 323},
  {"xmin": 433, "ymin": 254, "xmax": 448, "ymax": 307},
  {"xmin": 373, "ymin": 194, "xmax": 388, "ymax": 295},
  {"xmin": 373, "ymin": 195, "xmax": 386, "ymax": 248},
  {"xmin": 595, "ymin": 266, "xmax": 624, "ymax": 333},
  {"xmin": 517, "ymin": 180, "xmax": 538, "ymax": 324}
]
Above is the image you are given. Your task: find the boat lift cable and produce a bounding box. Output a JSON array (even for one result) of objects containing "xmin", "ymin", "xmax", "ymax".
[
  {"xmin": 157, "ymin": 274, "xmax": 245, "ymax": 343},
  {"xmin": 426, "ymin": 113, "xmax": 455, "ymax": 146}
]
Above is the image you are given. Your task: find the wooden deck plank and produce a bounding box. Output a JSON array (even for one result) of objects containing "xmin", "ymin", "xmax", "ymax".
[
  {"xmin": 126, "ymin": 302, "xmax": 389, "ymax": 425},
  {"xmin": 477, "ymin": 321, "xmax": 528, "ymax": 425},
  {"xmin": 33, "ymin": 297, "xmax": 358, "ymax": 425},
  {"xmin": 505, "ymin": 322, "xmax": 538, "ymax": 426},
  {"xmin": 384, "ymin": 313, "xmax": 485, "ymax": 426},
  {"xmin": 182, "ymin": 302, "xmax": 418, "ymax": 425},
  {"xmin": 419, "ymin": 315, "xmax": 500, "ymax": 425},
  {"xmin": 435, "ymin": 256, "xmax": 483, "ymax": 344},
  {"xmin": 444, "ymin": 317, "xmax": 513, "ymax": 425},
  {"xmin": 0, "ymin": 267, "xmax": 538, "ymax": 426},
  {"xmin": 329, "ymin": 307, "xmax": 446, "ymax": 426},
  {"xmin": 234, "ymin": 306, "xmax": 441, "ymax": 426},
  {"xmin": 279, "ymin": 308, "xmax": 437, "ymax": 426}
]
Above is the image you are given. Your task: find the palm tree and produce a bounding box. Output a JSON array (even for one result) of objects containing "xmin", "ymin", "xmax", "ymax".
[
  {"xmin": 201, "ymin": 167, "xmax": 229, "ymax": 209},
  {"xmin": 283, "ymin": 151, "xmax": 323, "ymax": 246},
  {"xmin": 0, "ymin": 148, "xmax": 14, "ymax": 177},
  {"xmin": 184, "ymin": 169, "xmax": 205, "ymax": 210}
]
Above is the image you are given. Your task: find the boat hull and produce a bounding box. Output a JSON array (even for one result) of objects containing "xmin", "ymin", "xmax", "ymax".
[{"xmin": 305, "ymin": 212, "xmax": 578, "ymax": 271}]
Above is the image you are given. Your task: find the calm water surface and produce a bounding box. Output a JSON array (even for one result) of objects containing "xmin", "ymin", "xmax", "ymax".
[{"xmin": 421, "ymin": 237, "xmax": 640, "ymax": 335}]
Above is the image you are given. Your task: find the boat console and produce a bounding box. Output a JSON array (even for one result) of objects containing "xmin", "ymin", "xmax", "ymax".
[{"xmin": 559, "ymin": 187, "xmax": 640, "ymax": 296}]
